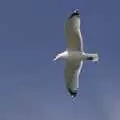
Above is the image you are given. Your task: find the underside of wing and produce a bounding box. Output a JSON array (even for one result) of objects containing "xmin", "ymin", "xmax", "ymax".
[
  {"xmin": 64, "ymin": 12, "xmax": 83, "ymax": 51},
  {"xmin": 64, "ymin": 60, "xmax": 83, "ymax": 97}
]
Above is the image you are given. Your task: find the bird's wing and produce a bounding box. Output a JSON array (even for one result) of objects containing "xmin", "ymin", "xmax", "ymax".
[
  {"xmin": 64, "ymin": 12, "xmax": 83, "ymax": 51},
  {"xmin": 64, "ymin": 60, "xmax": 83, "ymax": 97}
]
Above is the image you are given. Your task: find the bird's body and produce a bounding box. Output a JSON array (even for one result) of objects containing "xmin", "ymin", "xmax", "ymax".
[{"xmin": 54, "ymin": 9, "xmax": 99, "ymax": 97}]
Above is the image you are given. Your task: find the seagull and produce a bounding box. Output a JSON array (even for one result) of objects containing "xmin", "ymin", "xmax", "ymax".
[{"xmin": 53, "ymin": 9, "xmax": 99, "ymax": 97}]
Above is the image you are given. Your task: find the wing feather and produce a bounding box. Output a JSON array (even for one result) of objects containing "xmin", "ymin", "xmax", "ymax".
[
  {"xmin": 64, "ymin": 60, "xmax": 83, "ymax": 97},
  {"xmin": 64, "ymin": 15, "xmax": 83, "ymax": 51}
]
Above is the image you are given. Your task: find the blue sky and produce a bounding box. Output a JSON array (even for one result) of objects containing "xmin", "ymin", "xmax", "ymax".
[{"xmin": 0, "ymin": 0, "xmax": 120, "ymax": 120}]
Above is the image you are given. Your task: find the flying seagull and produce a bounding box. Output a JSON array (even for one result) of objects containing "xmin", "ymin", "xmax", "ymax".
[{"xmin": 54, "ymin": 9, "xmax": 99, "ymax": 97}]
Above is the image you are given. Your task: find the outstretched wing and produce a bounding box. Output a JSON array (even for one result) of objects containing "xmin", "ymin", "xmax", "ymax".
[
  {"xmin": 64, "ymin": 10, "xmax": 83, "ymax": 51},
  {"xmin": 64, "ymin": 60, "xmax": 83, "ymax": 97}
]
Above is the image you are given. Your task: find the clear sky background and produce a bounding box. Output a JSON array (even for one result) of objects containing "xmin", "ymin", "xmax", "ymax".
[{"xmin": 0, "ymin": 0, "xmax": 120, "ymax": 120}]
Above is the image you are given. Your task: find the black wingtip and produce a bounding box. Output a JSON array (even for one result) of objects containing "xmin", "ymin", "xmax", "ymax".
[
  {"xmin": 68, "ymin": 88, "xmax": 77, "ymax": 97},
  {"xmin": 69, "ymin": 9, "xmax": 80, "ymax": 19}
]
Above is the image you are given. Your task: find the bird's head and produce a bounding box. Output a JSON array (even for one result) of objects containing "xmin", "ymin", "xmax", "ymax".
[
  {"xmin": 53, "ymin": 54, "xmax": 61, "ymax": 61},
  {"xmin": 53, "ymin": 51, "xmax": 68, "ymax": 61}
]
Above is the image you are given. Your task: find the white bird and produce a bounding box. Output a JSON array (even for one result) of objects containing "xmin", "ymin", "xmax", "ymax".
[{"xmin": 54, "ymin": 9, "xmax": 99, "ymax": 97}]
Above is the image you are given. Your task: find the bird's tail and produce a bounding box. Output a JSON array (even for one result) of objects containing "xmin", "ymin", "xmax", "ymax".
[{"xmin": 86, "ymin": 53, "xmax": 99, "ymax": 62}]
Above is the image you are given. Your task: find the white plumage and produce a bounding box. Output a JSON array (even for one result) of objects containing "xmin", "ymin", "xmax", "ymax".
[{"xmin": 54, "ymin": 9, "xmax": 99, "ymax": 97}]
